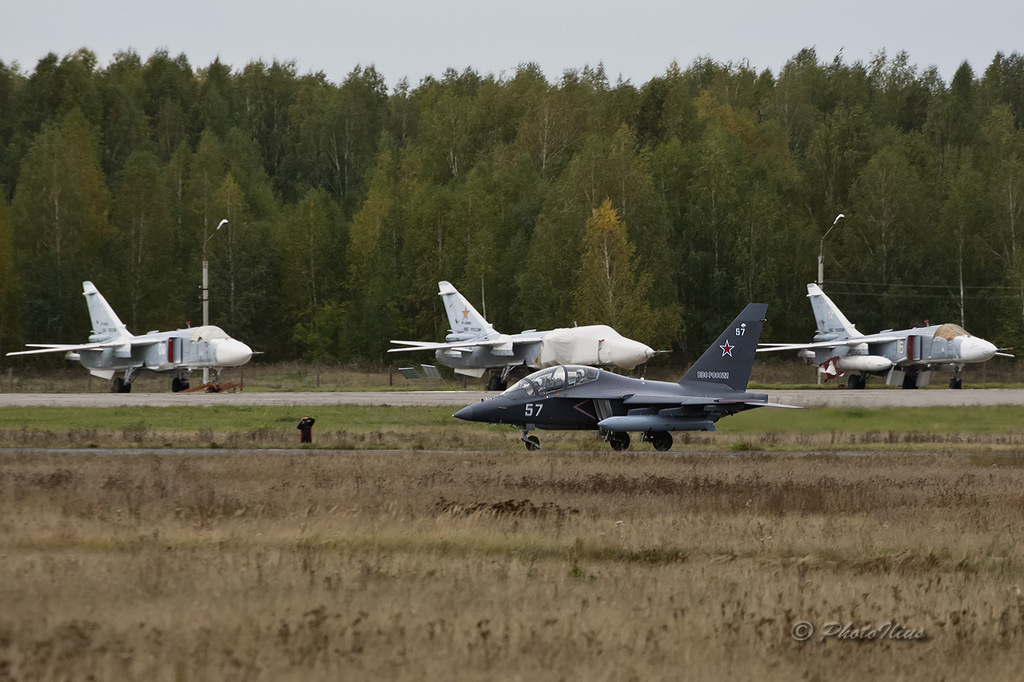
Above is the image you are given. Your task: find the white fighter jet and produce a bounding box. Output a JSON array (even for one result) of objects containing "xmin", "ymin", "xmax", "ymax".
[
  {"xmin": 389, "ymin": 281, "xmax": 656, "ymax": 390},
  {"xmin": 757, "ymin": 283, "xmax": 1009, "ymax": 389},
  {"xmin": 6, "ymin": 281, "xmax": 253, "ymax": 392}
]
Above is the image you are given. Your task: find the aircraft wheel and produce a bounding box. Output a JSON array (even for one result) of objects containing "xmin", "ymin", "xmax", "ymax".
[
  {"xmin": 949, "ymin": 377, "xmax": 962, "ymax": 389},
  {"xmin": 608, "ymin": 432, "xmax": 631, "ymax": 451},
  {"xmin": 650, "ymin": 431, "xmax": 673, "ymax": 451},
  {"xmin": 523, "ymin": 435, "xmax": 540, "ymax": 451},
  {"xmin": 902, "ymin": 374, "xmax": 918, "ymax": 390},
  {"xmin": 171, "ymin": 378, "xmax": 182, "ymax": 392},
  {"xmin": 848, "ymin": 375, "xmax": 865, "ymax": 390},
  {"xmin": 111, "ymin": 377, "xmax": 127, "ymax": 393}
]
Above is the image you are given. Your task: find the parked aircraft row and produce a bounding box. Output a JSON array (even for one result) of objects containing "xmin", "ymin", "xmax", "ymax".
[
  {"xmin": 449, "ymin": 281, "xmax": 1011, "ymax": 451},
  {"xmin": 4, "ymin": 273, "xmax": 1012, "ymax": 454}
]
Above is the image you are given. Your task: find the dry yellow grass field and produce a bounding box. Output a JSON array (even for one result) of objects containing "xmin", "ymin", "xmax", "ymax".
[{"xmin": 2, "ymin": 447, "xmax": 1023, "ymax": 680}]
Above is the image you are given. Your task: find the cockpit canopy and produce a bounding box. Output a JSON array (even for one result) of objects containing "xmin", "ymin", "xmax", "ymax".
[
  {"xmin": 933, "ymin": 323, "xmax": 970, "ymax": 341},
  {"xmin": 502, "ymin": 365, "xmax": 600, "ymax": 397},
  {"xmin": 190, "ymin": 325, "xmax": 231, "ymax": 343}
]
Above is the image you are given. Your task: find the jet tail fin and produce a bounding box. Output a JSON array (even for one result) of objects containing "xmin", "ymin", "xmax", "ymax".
[
  {"xmin": 807, "ymin": 283, "xmax": 860, "ymax": 340},
  {"xmin": 679, "ymin": 303, "xmax": 767, "ymax": 392},
  {"xmin": 82, "ymin": 281, "xmax": 129, "ymax": 340},
  {"xmin": 438, "ymin": 281, "xmax": 493, "ymax": 338}
]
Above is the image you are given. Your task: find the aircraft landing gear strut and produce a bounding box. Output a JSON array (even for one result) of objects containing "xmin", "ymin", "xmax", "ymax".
[
  {"xmin": 949, "ymin": 368, "xmax": 963, "ymax": 390},
  {"xmin": 642, "ymin": 431, "xmax": 673, "ymax": 451},
  {"xmin": 606, "ymin": 431, "xmax": 631, "ymax": 451},
  {"xmin": 520, "ymin": 428, "xmax": 540, "ymax": 451},
  {"xmin": 111, "ymin": 377, "xmax": 132, "ymax": 393},
  {"xmin": 111, "ymin": 367, "xmax": 140, "ymax": 393}
]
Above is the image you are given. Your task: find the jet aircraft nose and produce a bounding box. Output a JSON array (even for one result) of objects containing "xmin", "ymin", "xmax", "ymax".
[
  {"xmin": 215, "ymin": 338, "xmax": 253, "ymax": 366},
  {"xmin": 960, "ymin": 336, "xmax": 997, "ymax": 363},
  {"xmin": 454, "ymin": 399, "xmax": 506, "ymax": 423},
  {"xmin": 608, "ymin": 339, "xmax": 656, "ymax": 370},
  {"xmin": 454, "ymin": 402, "xmax": 481, "ymax": 422}
]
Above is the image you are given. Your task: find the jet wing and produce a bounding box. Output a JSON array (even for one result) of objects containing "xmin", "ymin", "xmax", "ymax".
[
  {"xmin": 7, "ymin": 335, "xmax": 162, "ymax": 357},
  {"xmin": 388, "ymin": 340, "xmax": 488, "ymax": 354},
  {"xmin": 388, "ymin": 333, "xmax": 538, "ymax": 354},
  {"xmin": 7, "ymin": 342, "xmax": 118, "ymax": 356},
  {"xmin": 623, "ymin": 394, "xmax": 744, "ymax": 406},
  {"xmin": 622, "ymin": 394, "xmax": 800, "ymax": 409},
  {"xmin": 756, "ymin": 335, "xmax": 902, "ymax": 353}
]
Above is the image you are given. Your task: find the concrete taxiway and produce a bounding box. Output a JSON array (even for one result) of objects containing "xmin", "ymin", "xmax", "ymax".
[{"xmin": 0, "ymin": 388, "xmax": 1021, "ymax": 408}]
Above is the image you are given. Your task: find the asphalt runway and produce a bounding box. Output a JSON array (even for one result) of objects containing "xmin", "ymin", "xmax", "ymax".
[{"xmin": 0, "ymin": 388, "xmax": 1021, "ymax": 408}]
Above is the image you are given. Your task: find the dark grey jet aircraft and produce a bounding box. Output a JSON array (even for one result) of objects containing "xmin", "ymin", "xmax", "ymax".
[{"xmin": 453, "ymin": 303, "xmax": 797, "ymax": 451}]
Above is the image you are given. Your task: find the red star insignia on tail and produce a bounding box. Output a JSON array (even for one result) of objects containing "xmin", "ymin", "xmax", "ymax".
[{"xmin": 720, "ymin": 340, "xmax": 734, "ymax": 357}]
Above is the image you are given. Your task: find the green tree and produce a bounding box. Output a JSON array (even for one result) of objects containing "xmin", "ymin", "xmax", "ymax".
[
  {"xmin": 571, "ymin": 198, "xmax": 655, "ymax": 340},
  {"xmin": 111, "ymin": 149, "xmax": 172, "ymax": 330},
  {"xmin": 143, "ymin": 50, "xmax": 196, "ymax": 159},
  {"xmin": 0, "ymin": 197, "xmax": 17, "ymax": 353},
  {"xmin": 277, "ymin": 188, "xmax": 344, "ymax": 357},
  {"xmin": 344, "ymin": 137, "xmax": 402, "ymax": 358},
  {"xmin": 197, "ymin": 57, "xmax": 235, "ymax": 138},
  {"xmin": 845, "ymin": 139, "xmax": 931, "ymax": 327},
  {"xmin": 98, "ymin": 49, "xmax": 152, "ymax": 178},
  {"xmin": 0, "ymin": 61, "xmax": 28, "ymax": 199},
  {"xmin": 11, "ymin": 108, "xmax": 112, "ymax": 341}
]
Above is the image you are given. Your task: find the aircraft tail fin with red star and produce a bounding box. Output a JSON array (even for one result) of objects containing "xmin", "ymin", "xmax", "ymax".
[
  {"xmin": 807, "ymin": 283, "xmax": 862, "ymax": 341},
  {"xmin": 679, "ymin": 303, "xmax": 768, "ymax": 392},
  {"xmin": 438, "ymin": 280, "xmax": 496, "ymax": 341}
]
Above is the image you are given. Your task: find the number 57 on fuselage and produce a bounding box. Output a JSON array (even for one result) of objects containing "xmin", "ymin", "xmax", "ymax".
[{"xmin": 454, "ymin": 303, "xmax": 798, "ymax": 451}]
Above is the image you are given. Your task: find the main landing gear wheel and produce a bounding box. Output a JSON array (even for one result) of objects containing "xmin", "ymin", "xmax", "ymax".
[
  {"xmin": 486, "ymin": 374, "xmax": 507, "ymax": 391},
  {"xmin": 847, "ymin": 374, "xmax": 866, "ymax": 390},
  {"xmin": 607, "ymin": 432, "xmax": 631, "ymax": 451},
  {"xmin": 171, "ymin": 377, "xmax": 189, "ymax": 392},
  {"xmin": 649, "ymin": 431, "xmax": 673, "ymax": 451},
  {"xmin": 949, "ymin": 376, "xmax": 963, "ymax": 389},
  {"xmin": 111, "ymin": 377, "xmax": 131, "ymax": 393},
  {"xmin": 902, "ymin": 374, "xmax": 918, "ymax": 390},
  {"xmin": 522, "ymin": 435, "xmax": 540, "ymax": 451}
]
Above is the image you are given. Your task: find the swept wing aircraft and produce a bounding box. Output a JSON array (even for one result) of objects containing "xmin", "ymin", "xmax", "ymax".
[
  {"xmin": 389, "ymin": 281, "xmax": 656, "ymax": 390},
  {"xmin": 454, "ymin": 303, "xmax": 796, "ymax": 450},
  {"xmin": 6, "ymin": 281, "xmax": 253, "ymax": 392},
  {"xmin": 757, "ymin": 283, "xmax": 1007, "ymax": 389}
]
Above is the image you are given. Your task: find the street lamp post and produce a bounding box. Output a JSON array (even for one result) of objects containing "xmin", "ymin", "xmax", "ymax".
[
  {"xmin": 202, "ymin": 218, "xmax": 228, "ymax": 384},
  {"xmin": 817, "ymin": 213, "xmax": 845, "ymax": 286}
]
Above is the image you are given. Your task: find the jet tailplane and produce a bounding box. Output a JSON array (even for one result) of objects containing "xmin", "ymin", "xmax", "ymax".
[
  {"xmin": 438, "ymin": 280, "xmax": 493, "ymax": 339},
  {"xmin": 83, "ymin": 281, "xmax": 130, "ymax": 340},
  {"xmin": 807, "ymin": 283, "xmax": 860, "ymax": 340},
  {"xmin": 679, "ymin": 303, "xmax": 767, "ymax": 392}
]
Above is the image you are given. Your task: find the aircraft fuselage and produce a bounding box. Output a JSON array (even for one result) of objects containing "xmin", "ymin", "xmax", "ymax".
[
  {"xmin": 807, "ymin": 323, "xmax": 997, "ymax": 388},
  {"xmin": 75, "ymin": 327, "xmax": 252, "ymax": 379}
]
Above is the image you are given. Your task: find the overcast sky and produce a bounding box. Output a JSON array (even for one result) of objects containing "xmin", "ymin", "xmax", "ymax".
[{"xmin": 3, "ymin": 0, "xmax": 1022, "ymax": 88}]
